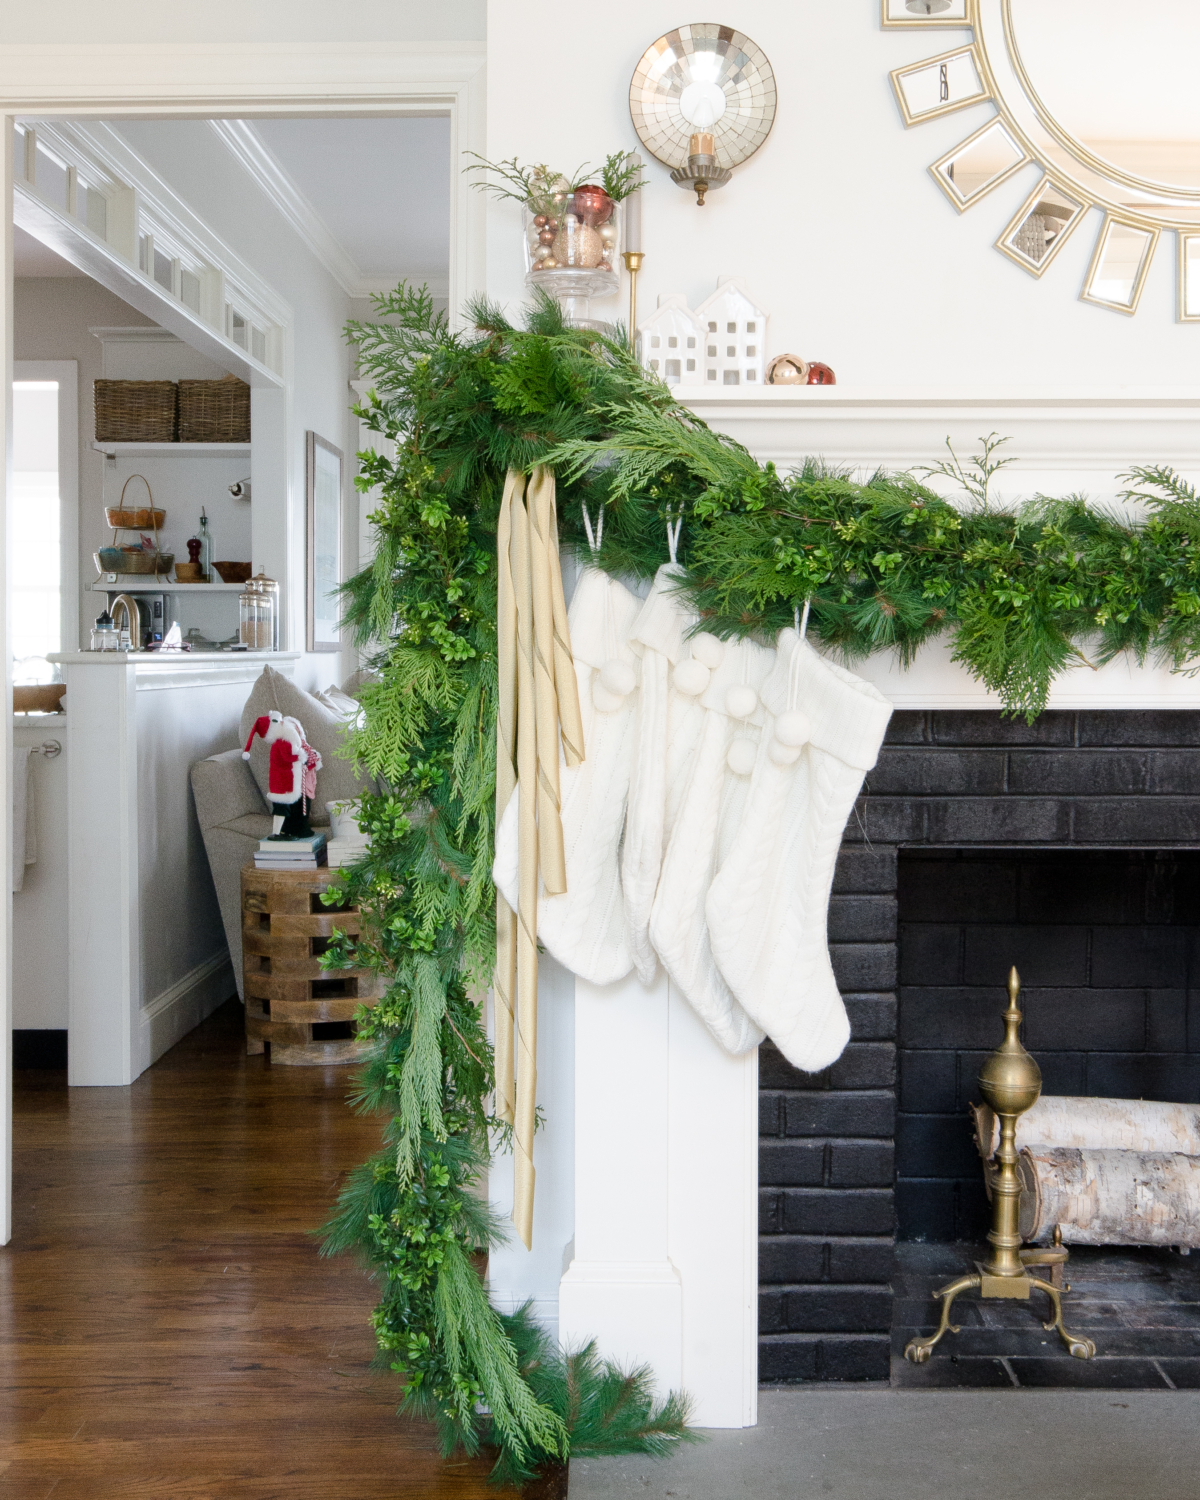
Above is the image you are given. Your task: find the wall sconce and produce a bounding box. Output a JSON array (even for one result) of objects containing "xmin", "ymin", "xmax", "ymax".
[{"xmin": 630, "ymin": 24, "xmax": 776, "ymax": 207}]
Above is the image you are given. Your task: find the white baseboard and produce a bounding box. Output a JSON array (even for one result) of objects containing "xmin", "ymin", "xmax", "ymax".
[
  {"xmin": 487, "ymin": 1291, "xmax": 560, "ymax": 1345},
  {"xmin": 141, "ymin": 951, "xmax": 235, "ymax": 1066}
]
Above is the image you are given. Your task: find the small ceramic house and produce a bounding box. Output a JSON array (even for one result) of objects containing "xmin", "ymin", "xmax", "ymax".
[
  {"xmin": 637, "ymin": 294, "xmax": 707, "ymax": 388},
  {"xmin": 695, "ymin": 277, "xmax": 769, "ymax": 387}
]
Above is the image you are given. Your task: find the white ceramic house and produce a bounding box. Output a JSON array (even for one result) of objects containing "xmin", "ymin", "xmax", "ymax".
[
  {"xmin": 637, "ymin": 293, "xmax": 708, "ymax": 388},
  {"xmin": 695, "ymin": 277, "xmax": 769, "ymax": 387}
]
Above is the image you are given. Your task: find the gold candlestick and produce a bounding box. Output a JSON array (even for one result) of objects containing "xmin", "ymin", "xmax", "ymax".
[
  {"xmin": 904, "ymin": 968, "xmax": 1097, "ymax": 1364},
  {"xmin": 622, "ymin": 251, "xmax": 645, "ymax": 355}
]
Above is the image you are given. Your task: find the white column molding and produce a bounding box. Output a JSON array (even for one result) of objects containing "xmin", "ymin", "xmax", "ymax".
[{"xmin": 559, "ymin": 972, "xmax": 684, "ymax": 1396}]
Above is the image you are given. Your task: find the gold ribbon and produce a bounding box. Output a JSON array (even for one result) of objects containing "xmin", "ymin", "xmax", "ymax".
[{"xmin": 494, "ymin": 467, "xmax": 583, "ymax": 1248}]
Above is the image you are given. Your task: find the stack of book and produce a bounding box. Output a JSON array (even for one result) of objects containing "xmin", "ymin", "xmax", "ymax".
[
  {"xmin": 326, "ymin": 831, "xmax": 370, "ymax": 869},
  {"xmin": 254, "ymin": 832, "xmax": 328, "ymax": 870}
]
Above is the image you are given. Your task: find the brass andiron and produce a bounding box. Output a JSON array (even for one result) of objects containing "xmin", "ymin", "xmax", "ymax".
[{"xmin": 904, "ymin": 968, "xmax": 1097, "ymax": 1364}]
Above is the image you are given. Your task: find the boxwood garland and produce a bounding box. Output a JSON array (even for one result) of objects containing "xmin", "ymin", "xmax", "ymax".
[{"xmin": 320, "ymin": 282, "xmax": 1200, "ymax": 1483}]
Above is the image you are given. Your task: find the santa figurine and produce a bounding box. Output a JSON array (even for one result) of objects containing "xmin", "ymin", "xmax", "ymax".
[{"xmin": 242, "ymin": 710, "xmax": 323, "ymax": 838}]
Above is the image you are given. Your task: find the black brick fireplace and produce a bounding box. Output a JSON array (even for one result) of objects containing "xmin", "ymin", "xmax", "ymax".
[{"xmin": 758, "ymin": 710, "xmax": 1200, "ymax": 1384}]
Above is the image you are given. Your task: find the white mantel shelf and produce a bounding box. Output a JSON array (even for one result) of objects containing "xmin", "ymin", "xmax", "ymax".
[
  {"xmin": 678, "ymin": 386, "xmax": 1200, "ymax": 467},
  {"xmin": 680, "ymin": 386, "xmax": 1200, "ymax": 711},
  {"xmin": 681, "ymin": 385, "xmax": 1200, "ymax": 409}
]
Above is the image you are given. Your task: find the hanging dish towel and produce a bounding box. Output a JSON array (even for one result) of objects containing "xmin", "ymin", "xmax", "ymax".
[{"xmin": 12, "ymin": 747, "xmax": 37, "ymax": 893}]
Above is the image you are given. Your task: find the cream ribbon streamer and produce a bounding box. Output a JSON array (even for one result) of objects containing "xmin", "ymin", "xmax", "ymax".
[{"xmin": 494, "ymin": 466, "xmax": 583, "ymax": 1247}]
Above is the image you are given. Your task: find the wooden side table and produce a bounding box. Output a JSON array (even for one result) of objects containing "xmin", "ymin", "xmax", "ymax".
[{"xmin": 240, "ymin": 864, "xmax": 384, "ymax": 1065}]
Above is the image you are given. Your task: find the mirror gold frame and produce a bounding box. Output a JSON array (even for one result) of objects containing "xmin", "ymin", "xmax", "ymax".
[{"xmin": 884, "ymin": 0, "xmax": 1200, "ymax": 320}]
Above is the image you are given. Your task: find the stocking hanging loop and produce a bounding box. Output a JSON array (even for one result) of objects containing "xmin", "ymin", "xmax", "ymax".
[
  {"xmin": 581, "ymin": 501, "xmax": 604, "ymax": 557},
  {"xmin": 667, "ymin": 510, "xmax": 683, "ymax": 565}
]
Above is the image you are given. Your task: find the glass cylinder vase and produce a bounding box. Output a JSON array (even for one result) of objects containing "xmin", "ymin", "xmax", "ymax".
[{"xmin": 524, "ymin": 184, "xmax": 620, "ymax": 328}]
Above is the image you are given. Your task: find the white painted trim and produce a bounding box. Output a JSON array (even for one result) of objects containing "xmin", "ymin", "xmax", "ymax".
[
  {"xmin": 210, "ymin": 121, "xmax": 451, "ymax": 302},
  {"xmin": 141, "ymin": 950, "xmax": 234, "ymax": 1067},
  {"xmin": 14, "ymin": 360, "xmax": 78, "ymax": 668},
  {"xmin": 1, "ymin": 44, "xmax": 485, "ymax": 319}
]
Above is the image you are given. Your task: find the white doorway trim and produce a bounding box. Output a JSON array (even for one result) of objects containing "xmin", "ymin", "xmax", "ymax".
[
  {"xmin": 14, "ymin": 360, "xmax": 80, "ymax": 665},
  {"xmin": 0, "ymin": 44, "xmax": 487, "ymax": 1245}
]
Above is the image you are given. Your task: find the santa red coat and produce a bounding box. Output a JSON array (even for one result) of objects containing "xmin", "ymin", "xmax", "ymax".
[{"xmin": 242, "ymin": 710, "xmax": 322, "ymax": 806}]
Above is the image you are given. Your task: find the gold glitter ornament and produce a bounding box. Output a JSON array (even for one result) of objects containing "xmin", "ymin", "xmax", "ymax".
[{"xmin": 552, "ymin": 218, "xmax": 605, "ymax": 269}]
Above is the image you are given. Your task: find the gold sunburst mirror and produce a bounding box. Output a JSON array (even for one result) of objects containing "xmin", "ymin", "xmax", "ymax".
[{"xmin": 885, "ymin": 0, "xmax": 1200, "ymax": 319}]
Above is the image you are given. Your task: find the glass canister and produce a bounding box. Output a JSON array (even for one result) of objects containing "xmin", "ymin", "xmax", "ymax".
[
  {"xmin": 90, "ymin": 609, "xmax": 120, "ymax": 651},
  {"xmin": 238, "ymin": 569, "xmax": 279, "ymax": 650},
  {"xmin": 524, "ymin": 179, "xmax": 620, "ymax": 322}
]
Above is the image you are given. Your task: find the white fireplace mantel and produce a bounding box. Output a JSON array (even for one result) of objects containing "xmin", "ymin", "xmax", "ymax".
[{"xmin": 681, "ymin": 386, "xmax": 1200, "ymax": 711}]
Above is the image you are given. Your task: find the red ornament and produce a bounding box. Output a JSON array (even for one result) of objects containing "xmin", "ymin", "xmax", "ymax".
[
  {"xmin": 572, "ymin": 184, "xmax": 614, "ymax": 228},
  {"xmin": 806, "ymin": 362, "xmax": 836, "ymax": 385}
]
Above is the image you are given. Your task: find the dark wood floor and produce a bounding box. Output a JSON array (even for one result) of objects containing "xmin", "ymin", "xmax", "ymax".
[{"xmin": 1, "ymin": 1000, "xmax": 511, "ymax": 1499}]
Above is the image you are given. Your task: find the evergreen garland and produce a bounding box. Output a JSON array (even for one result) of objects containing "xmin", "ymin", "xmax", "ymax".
[{"xmin": 321, "ymin": 281, "xmax": 1200, "ymax": 1482}]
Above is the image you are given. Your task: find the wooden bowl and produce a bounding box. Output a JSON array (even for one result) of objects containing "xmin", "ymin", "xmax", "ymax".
[
  {"xmin": 14, "ymin": 683, "xmax": 65, "ymax": 713},
  {"xmin": 213, "ymin": 561, "xmax": 252, "ymax": 584},
  {"xmin": 174, "ymin": 562, "xmax": 204, "ymax": 583}
]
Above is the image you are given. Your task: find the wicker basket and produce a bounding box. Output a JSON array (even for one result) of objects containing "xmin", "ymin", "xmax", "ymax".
[
  {"xmin": 94, "ymin": 381, "xmax": 178, "ymax": 443},
  {"xmin": 178, "ymin": 375, "xmax": 251, "ymax": 443},
  {"xmin": 105, "ymin": 506, "xmax": 166, "ymax": 529}
]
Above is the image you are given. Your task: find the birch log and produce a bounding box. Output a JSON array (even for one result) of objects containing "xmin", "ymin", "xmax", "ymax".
[
  {"xmin": 974, "ymin": 1096, "xmax": 1200, "ymax": 1159},
  {"xmin": 1018, "ymin": 1146, "xmax": 1200, "ymax": 1247}
]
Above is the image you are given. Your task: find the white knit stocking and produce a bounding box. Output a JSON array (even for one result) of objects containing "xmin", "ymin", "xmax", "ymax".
[
  {"xmin": 620, "ymin": 563, "xmax": 707, "ymax": 984},
  {"xmin": 648, "ymin": 634, "xmax": 775, "ymax": 1054},
  {"xmin": 493, "ymin": 564, "xmax": 641, "ymax": 985},
  {"xmin": 706, "ymin": 627, "xmax": 893, "ymax": 1072}
]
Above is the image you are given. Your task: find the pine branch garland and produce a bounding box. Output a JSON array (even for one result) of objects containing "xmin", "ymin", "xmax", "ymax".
[{"xmin": 324, "ymin": 279, "xmax": 1200, "ymax": 1483}]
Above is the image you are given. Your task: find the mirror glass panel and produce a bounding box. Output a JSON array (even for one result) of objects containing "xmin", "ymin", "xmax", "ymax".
[
  {"xmin": 932, "ymin": 120, "xmax": 1026, "ymax": 210},
  {"xmin": 1181, "ymin": 235, "xmax": 1200, "ymax": 320},
  {"xmin": 997, "ymin": 180, "xmax": 1087, "ymax": 277},
  {"xmin": 883, "ymin": 0, "xmax": 968, "ymax": 24},
  {"xmin": 893, "ymin": 48, "xmax": 986, "ymax": 123},
  {"xmin": 1083, "ymin": 219, "xmax": 1156, "ymax": 311}
]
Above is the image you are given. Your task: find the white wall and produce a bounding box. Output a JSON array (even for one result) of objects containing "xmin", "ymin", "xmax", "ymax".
[{"xmin": 485, "ymin": 1, "xmax": 1200, "ymax": 384}]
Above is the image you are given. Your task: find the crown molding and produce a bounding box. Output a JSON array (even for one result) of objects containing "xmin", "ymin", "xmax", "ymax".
[
  {"xmin": 210, "ymin": 118, "xmax": 449, "ymax": 300},
  {"xmin": 209, "ymin": 119, "xmax": 361, "ymax": 296}
]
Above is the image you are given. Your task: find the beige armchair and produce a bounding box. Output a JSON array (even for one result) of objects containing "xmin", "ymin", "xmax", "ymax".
[{"xmin": 189, "ymin": 749, "xmax": 273, "ymax": 999}]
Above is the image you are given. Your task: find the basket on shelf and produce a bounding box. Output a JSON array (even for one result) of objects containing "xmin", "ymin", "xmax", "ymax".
[
  {"xmin": 94, "ymin": 380, "xmax": 178, "ymax": 443},
  {"xmin": 95, "ymin": 548, "xmax": 175, "ymax": 576},
  {"xmin": 104, "ymin": 506, "xmax": 166, "ymax": 529},
  {"xmin": 178, "ymin": 375, "xmax": 251, "ymax": 443},
  {"xmin": 95, "ymin": 474, "xmax": 173, "ymax": 577}
]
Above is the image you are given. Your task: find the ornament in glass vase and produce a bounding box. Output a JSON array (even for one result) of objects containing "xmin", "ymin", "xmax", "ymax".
[{"xmin": 525, "ymin": 179, "xmax": 620, "ymax": 326}]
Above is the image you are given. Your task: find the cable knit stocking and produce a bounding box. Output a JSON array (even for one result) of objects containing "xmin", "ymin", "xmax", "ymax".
[
  {"xmin": 706, "ymin": 628, "xmax": 893, "ymax": 1072},
  {"xmin": 493, "ymin": 565, "xmax": 640, "ymax": 985},
  {"xmin": 648, "ymin": 634, "xmax": 775, "ymax": 1054},
  {"xmin": 621, "ymin": 564, "xmax": 706, "ymax": 984}
]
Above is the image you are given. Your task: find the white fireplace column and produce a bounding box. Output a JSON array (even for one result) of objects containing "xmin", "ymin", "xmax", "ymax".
[
  {"xmin": 559, "ymin": 970, "xmax": 759, "ymax": 1429},
  {"xmin": 488, "ymin": 963, "xmax": 759, "ymax": 1428}
]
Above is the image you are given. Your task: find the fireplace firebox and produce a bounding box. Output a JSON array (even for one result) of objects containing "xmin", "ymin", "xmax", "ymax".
[{"xmin": 759, "ymin": 710, "xmax": 1200, "ymax": 1384}]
